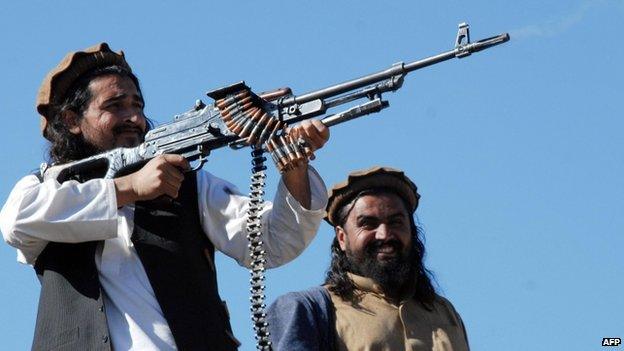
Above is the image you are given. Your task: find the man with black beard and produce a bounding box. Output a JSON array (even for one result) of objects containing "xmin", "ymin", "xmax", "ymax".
[{"xmin": 267, "ymin": 166, "xmax": 470, "ymax": 351}]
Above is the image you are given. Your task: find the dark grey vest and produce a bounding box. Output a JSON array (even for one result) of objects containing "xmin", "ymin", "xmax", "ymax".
[{"xmin": 32, "ymin": 173, "xmax": 239, "ymax": 351}]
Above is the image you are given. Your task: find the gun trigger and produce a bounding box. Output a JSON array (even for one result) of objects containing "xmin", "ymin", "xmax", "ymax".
[{"xmin": 189, "ymin": 156, "xmax": 207, "ymax": 172}]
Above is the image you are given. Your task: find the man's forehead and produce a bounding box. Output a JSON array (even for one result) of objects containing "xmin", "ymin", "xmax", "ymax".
[
  {"xmin": 350, "ymin": 193, "xmax": 409, "ymax": 217},
  {"xmin": 88, "ymin": 75, "xmax": 140, "ymax": 100}
]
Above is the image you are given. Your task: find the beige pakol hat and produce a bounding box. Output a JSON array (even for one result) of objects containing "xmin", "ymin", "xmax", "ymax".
[
  {"xmin": 325, "ymin": 166, "xmax": 420, "ymax": 226},
  {"xmin": 36, "ymin": 42, "xmax": 131, "ymax": 139}
]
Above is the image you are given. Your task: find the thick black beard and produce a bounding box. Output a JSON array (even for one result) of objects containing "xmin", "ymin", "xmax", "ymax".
[{"xmin": 346, "ymin": 240, "xmax": 415, "ymax": 294}]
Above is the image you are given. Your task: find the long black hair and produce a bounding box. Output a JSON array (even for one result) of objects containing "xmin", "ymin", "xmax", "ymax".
[
  {"xmin": 44, "ymin": 65, "xmax": 153, "ymax": 164},
  {"xmin": 324, "ymin": 188, "xmax": 437, "ymax": 306}
]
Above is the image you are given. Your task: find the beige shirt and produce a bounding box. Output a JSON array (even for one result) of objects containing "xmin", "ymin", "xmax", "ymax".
[{"xmin": 328, "ymin": 274, "xmax": 469, "ymax": 351}]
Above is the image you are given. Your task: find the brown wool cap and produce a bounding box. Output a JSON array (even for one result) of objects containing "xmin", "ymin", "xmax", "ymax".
[
  {"xmin": 325, "ymin": 166, "xmax": 420, "ymax": 226},
  {"xmin": 36, "ymin": 43, "xmax": 132, "ymax": 139}
]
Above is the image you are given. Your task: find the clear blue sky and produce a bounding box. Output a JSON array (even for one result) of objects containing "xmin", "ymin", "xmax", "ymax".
[{"xmin": 1, "ymin": 1, "xmax": 622, "ymax": 350}]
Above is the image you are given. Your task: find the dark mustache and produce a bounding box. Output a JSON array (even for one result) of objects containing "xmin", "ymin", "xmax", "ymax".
[
  {"xmin": 113, "ymin": 125, "xmax": 144, "ymax": 135},
  {"xmin": 365, "ymin": 239, "xmax": 402, "ymax": 254}
]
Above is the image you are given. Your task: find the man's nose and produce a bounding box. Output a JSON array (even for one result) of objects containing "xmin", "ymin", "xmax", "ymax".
[
  {"xmin": 123, "ymin": 109, "xmax": 146, "ymax": 126},
  {"xmin": 375, "ymin": 223, "xmax": 392, "ymax": 240},
  {"xmin": 124, "ymin": 110, "xmax": 140, "ymax": 122}
]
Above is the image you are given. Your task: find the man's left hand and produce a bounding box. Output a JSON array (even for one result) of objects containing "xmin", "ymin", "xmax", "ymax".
[{"xmin": 287, "ymin": 119, "xmax": 330, "ymax": 160}]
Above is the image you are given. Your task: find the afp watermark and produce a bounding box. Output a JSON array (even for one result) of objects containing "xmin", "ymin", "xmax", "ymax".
[{"xmin": 603, "ymin": 338, "xmax": 622, "ymax": 347}]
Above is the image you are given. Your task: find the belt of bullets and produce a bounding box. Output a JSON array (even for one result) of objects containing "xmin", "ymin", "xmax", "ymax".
[
  {"xmin": 214, "ymin": 88, "xmax": 313, "ymax": 173},
  {"xmin": 265, "ymin": 134, "xmax": 312, "ymax": 173},
  {"xmin": 215, "ymin": 88, "xmax": 275, "ymax": 350},
  {"xmin": 215, "ymin": 89, "xmax": 284, "ymax": 146}
]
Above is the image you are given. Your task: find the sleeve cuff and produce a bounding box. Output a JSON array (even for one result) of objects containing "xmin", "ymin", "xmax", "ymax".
[{"xmin": 277, "ymin": 166, "xmax": 328, "ymax": 214}]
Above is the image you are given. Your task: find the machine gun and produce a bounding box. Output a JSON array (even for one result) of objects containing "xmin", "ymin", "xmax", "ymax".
[
  {"xmin": 40, "ymin": 23, "xmax": 509, "ymax": 350},
  {"xmin": 42, "ymin": 23, "xmax": 509, "ymax": 182}
]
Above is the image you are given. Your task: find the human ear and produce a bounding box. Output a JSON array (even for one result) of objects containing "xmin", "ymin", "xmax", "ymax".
[
  {"xmin": 336, "ymin": 226, "xmax": 348, "ymax": 251},
  {"xmin": 62, "ymin": 110, "xmax": 81, "ymax": 135}
]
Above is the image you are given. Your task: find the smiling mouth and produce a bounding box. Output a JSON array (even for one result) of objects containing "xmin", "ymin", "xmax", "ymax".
[
  {"xmin": 366, "ymin": 240, "xmax": 403, "ymax": 260},
  {"xmin": 371, "ymin": 243, "xmax": 403, "ymax": 260},
  {"xmin": 377, "ymin": 245, "xmax": 397, "ymax": 254}
]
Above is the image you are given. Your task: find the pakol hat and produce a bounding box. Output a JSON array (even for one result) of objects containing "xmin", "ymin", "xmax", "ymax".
[
  {"xmin": 325, "ymin": 166, "xmax": 420, "ymax": 226},
  {"xmin": 36, "ymin": 42, "xmax": 132, "ymax": 139}
]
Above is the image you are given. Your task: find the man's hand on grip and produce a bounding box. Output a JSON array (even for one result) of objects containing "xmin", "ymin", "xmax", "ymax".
[{"xmin": 114, "ymin": 154, "xmax": 190, "ymax": 207}]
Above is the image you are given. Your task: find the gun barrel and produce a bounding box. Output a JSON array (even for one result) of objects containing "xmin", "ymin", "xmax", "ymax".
[
  {"xmin": 469, "ymin": 33, "xmax": 510, "ymax": 52},
  {"xmin": 280, "ymin": 32, "xmax": 509, "ymax": 107},
  {"xmin": 280, "ymin": 65, "xmax": 407, "ymax": 107},
  {"xmin": 402, "ymin": 49, "xmax": 457, "ymax": 74}
]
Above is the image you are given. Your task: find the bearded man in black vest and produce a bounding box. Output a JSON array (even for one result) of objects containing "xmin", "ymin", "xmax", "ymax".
[{"xmin": 0, "ymin": 43, "xmax": 329, "ymax": 351}]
